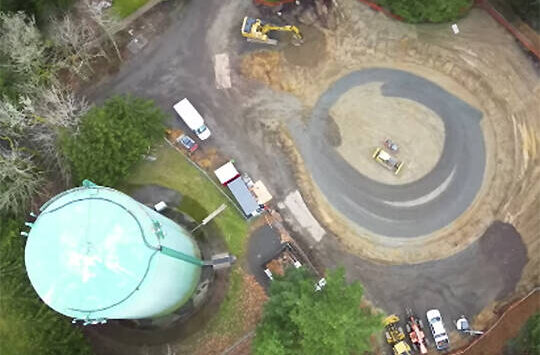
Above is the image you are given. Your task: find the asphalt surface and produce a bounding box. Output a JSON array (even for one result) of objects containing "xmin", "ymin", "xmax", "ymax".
[
  {"xmin": 314, "ymin": 221, "xmax": 528, "ymax": 330},
  {"xmin": 89, "ymin": 0, "xmax": 301, "ymax": 200},
  {"xmin": 246, "ymin": 225, "xmax": 282, "ymax": 289},
  {"xmin": 291, "ymin": 68, "xmax": 486, "ymax": 237}
]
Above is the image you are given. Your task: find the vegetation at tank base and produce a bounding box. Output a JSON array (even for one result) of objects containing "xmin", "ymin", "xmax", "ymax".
[
  {"xmin": 377, "ymin": 0, "xmax": 473, "ymax": 23},
  {"xmin": 126, "ymin": 143, "xmax": 251, "ymax": 340},
  {"xmin": 253, "ymin": 267, "xmax": 382, "ymax": 355},
  {"xmin": 126, "ymin": 143, "xmax": 249, "ymax": 257},
  {"xmin": 0, "ymin": 216, "xmax": 92, "ymax": 355},
  {"xmin": 62, "ymin": 95, "xmax": 165, "ymax": 187},
  {"xmin": 505, "ymin": 312, "xmax": 540, "ymax": 355}
]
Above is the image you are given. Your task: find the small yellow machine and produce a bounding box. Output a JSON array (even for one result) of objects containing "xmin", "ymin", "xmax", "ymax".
[
  {"xmin": 384, "ymin": 315, "xmax": 413, "ymax": 355},
  {"xmin": 241, "ymin": 16, "xmax": 303, "ymax": 45},
  {"xmin": 373, "ymin": 148, "xmax": 404, "ymax": 175}
]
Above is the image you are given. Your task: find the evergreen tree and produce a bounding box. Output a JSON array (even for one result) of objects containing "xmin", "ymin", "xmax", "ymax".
[{"xmin": 253, "ymin": 267, "xmax": 382, "ymax": 355}]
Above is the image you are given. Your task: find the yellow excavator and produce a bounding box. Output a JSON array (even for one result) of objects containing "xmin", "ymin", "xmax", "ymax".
[
  {"xmin": 241, "ymin": 16, "xmax": 303, "ymax": 46},
  {"xmin": 384, "ymin": 315, "xmax": 413, "ymax": 355}
]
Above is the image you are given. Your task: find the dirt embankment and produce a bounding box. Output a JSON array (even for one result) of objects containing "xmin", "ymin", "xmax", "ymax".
[
  {"xmin": 456, "ymin": 289, "xmax": 540, "ymax": 355},
  {"xmin": 240, "ymin": 0, "xmax": 539, "ymax": 284}
]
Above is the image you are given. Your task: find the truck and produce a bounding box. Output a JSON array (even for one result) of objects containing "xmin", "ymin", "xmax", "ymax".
[
  {"xmin": 426, "ymin": 309, "xmax": 450, "ymax": 351},
  {"xmin": 214, "ymin": 161, "xmax": 262, "ymax": 218}
]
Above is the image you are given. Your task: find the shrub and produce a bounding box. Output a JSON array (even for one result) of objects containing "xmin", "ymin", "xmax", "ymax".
[
  {"xmin": 505, "ymin": 312, "xmax": 540, "ymax": 355},
  {"xmin": 378, "ymin": 0, "xmax": 473, "ymax": 23},
  {"xmin": 62, "ymin": 95, "xmax": 165, "ymax": 186}
]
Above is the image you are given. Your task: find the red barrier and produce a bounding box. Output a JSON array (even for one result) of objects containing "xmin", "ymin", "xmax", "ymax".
[{"xmin": 254, "ymin": 0, "xmax": 296, "ymax": 6}]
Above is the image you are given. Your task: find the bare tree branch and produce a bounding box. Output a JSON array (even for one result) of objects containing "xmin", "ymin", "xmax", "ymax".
[
  {"xmin": 49, "ymin": 13, "xmax": 110, "ymax": 80},
  {"xmin": 82, "ymin": 0, "xmax": 123, "ymax": 62},
  {"xmin": 0, "ymin": 145, "xmax": 43, "ymax": 215},
  {"xmin": 33, "ymin": 83, "xmax": 89, "ymax": 128}
]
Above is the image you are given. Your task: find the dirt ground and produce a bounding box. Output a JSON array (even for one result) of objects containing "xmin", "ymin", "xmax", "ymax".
[
  {"xmin": 458, "ymin": 290, "xmax": 540, "ymax": 355},
  {"xmin": 241, "ymin": 0, "xmax": 540, "ymax": 280},
  {"xmin": 329, "ymin": 82, "xmax": 445, "ymax": 184}
]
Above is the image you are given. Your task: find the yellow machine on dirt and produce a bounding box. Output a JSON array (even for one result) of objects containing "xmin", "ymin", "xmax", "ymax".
[
  {"xmin": 241, "ymin": 16, "xmax": 303, "ymax": 46},
  {"xmin": 384, "ymin": 315, "xmax": 413, "ymax": 355}
]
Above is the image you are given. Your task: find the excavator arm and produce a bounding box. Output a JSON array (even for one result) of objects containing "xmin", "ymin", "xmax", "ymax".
[{"xmin": 260, "ymin": 24, "xmax": 303, "ymax": 40}]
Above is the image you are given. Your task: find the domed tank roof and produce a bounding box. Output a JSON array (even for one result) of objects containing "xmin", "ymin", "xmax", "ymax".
[{"xmin": 24, "ymin": 184, "xmax": 201, "ymax": 320}]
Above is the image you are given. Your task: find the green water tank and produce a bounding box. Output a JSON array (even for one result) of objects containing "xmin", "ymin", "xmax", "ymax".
[{"xmin": 24, "ymin": 183, "xmax": 202, "ymax": 321}]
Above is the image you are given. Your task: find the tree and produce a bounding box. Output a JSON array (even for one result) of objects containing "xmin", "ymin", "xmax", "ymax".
[
  {"xmin": 0, "ymin": 0, "xmax": 74, "ymax": 24},
  {"xmin": 0, "ymin": 85, "xmax": 88, "ymax": 186},
  {"xmin": 253, "ymin": 267, "xmax": 382, "ymax": 355},
  {"xmin": 505, "ymin": 312, "xmax": 540, "ymax": 355},
  {"xmin": 0, "ymin": 12, "xmax": 46, "ymax": 77},
  {"xmin": 82, "ymin": 0, "xmax": 123, "ymax": 62},
  {"xmin": 62, "ymin": 95, "xmax": 165, "ymax": 186},
  {"xmin": 0, "ymin": 144, "xmax": 43, "ymax": 215},
  {"xmin": 377, "ymin": 0, "xmax": 472, "ymax": 23},
  {"xmin": 49, "ymin": 13, "xmax": 107, "ymax": 80},
  {"xmin": 33, "ymin": 83, "xmax": 89, "ymax": 128}
]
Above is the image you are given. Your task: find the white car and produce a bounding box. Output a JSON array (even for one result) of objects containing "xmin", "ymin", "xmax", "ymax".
[{"xmin": 426, "ymin": 309, "xmax": 450, "ymax": 351}]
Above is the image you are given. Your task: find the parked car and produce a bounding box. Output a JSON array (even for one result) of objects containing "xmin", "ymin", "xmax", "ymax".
[
  {"xmin": 426, "ymin": 309, "xmax": 450, "ymax": 351},
  {"xmin": 176, "ymin": 133, "xmax": 198, "ymax": 153},
  {"xmin": 173, "ymin": 98, "xmax": 211, "ymax": 140}
]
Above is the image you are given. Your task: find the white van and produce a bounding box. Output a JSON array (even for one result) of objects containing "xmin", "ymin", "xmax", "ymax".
[{"xmin": 173, "ymin": 98, "xmax": 211, "ymax": 140}]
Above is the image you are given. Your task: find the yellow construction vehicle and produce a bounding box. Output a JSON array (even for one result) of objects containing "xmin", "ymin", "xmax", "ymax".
[
  {"xmin": 241, "ymin": 16, "xmax": 303, "ymax": 46},
  {"xmin": 383, "ymin": 315, "xmax": 413, "ymax": 355}
]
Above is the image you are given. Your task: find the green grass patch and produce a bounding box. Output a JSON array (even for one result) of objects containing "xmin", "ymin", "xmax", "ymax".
[
  {"xmin": 111, "ymin": 0, "xmax": 149, "ymax": 18},
  {"xmin": 125, "ymin": 143, "xmax": 249, "ymax": 257}
]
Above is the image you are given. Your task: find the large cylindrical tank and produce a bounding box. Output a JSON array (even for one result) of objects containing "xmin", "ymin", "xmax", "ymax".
[{"xmin": 24, "ymin": 184, "xmax": 201, "ymax": 321}]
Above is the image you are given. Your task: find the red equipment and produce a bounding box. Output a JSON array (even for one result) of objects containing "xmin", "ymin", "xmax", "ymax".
[{"xmin": 405, "ymin": 308, "xmax": 429, "ymax": 354}]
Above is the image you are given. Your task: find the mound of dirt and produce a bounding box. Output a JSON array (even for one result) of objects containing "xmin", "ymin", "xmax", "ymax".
[{"xmin": 241, "ymin": 51, "xmax": 287, "ymax": 91}]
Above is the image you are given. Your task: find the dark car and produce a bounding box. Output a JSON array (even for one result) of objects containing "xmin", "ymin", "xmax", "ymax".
[{"xmin": 176, "ymin": 134, "xmax": 198, "ymax": 153}]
